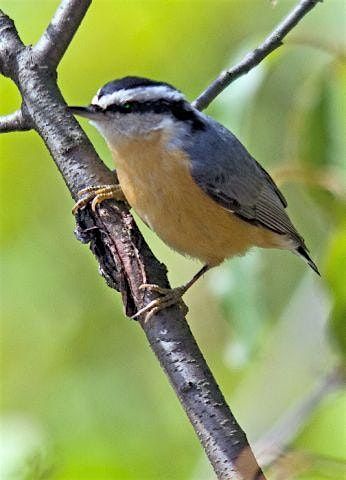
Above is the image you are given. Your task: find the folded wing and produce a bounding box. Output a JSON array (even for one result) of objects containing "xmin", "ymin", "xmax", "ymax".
[{"xmin": 187, "ymin": 115, "xmax": 304, "ymax": 246}]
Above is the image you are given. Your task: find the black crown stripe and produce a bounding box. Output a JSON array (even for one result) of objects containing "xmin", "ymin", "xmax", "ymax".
[{"xmin": 98, "ymin": 76, "xmax": 178, "ymax": 99}]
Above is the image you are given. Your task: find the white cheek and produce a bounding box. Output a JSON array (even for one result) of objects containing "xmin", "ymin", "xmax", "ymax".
[{"xmin": 89, "ymin": 120, "xmax": 119, "ymax": 142}]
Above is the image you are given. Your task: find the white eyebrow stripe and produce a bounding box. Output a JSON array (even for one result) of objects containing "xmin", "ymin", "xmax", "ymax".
[{"xmin": 91, "ymin": 85, "xmax": 184, "ymax": 109}]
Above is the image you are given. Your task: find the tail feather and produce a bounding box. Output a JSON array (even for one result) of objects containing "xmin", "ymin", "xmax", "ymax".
[{"xmin": 296, "ymin": 245, "xmax": 320, "ymax": 276}]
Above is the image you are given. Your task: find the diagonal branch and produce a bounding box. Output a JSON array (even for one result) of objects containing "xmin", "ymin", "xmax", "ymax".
[
  {"xmin": 0, "ymin": 0, "xmax": 326, "ymax": 477},
  {"xmin": 254, "ymin": 367, "xmax": 343, "ymax": 468},
  {"xmin": 193, "ymin": 0, "xmax": 323, "ymax": 111},
  {"xmin": 0, "ymin": 0, "xmax": 326, "ymax": 475},
  {"xmin": 0, "ymin": 6, "xmax": 266, "ymax": 480},
  {"xmin": 0, "ymin": 108, "xmax": 31, "ymax": 133},
  {"xmin": 34, "ymin": 0, "xmax": 92, "ymax": 69}
]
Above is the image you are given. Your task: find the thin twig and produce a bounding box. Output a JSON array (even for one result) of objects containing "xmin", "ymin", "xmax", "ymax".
[
  {"xmin": 0, "ymin": 7, "xmax": 266, "ymax": 479},
  {"xmin": 193, "ymin": 0, "xmax": 323, "ymax": 110},
  {"xmin": 254, "ymin": 367, "xmax": 344, "ymax": 468},
  {"xmin": 0, "ymin": 108, "xmax": 31, "ymax": 133},
  {"xmin": 34, "ymin": 0, "xmax": 92, "ymax": 69}
]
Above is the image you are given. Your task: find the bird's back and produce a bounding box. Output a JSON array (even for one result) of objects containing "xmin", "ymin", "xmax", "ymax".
[{"xmin": 185, "ymin": 113, "xmax": 319, "ymax": 273}]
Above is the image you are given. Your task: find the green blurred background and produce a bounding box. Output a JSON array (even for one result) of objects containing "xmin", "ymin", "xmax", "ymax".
[{"xmin": 1, "ymin": 1, "xmax": 345, "ymax": 479}]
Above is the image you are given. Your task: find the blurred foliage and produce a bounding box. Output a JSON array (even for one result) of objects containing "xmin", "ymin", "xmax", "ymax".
[
  {"xmin": 325, "ymin": 225, "xmax": 346, "ymax": 357},
  {"xmin": 1, "ymin": 1, "xmax": 345, "ymax": 479}
]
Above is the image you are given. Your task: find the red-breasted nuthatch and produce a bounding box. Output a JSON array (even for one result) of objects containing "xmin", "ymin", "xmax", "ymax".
[{"xmin": 69, "ymin": 76, "xmax": 319, "ymax": 319}]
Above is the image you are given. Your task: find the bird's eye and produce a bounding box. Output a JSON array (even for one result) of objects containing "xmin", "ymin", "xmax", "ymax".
[{"xmin": 122, "ymin": 102, "xmax": 133, "ymax": 111}]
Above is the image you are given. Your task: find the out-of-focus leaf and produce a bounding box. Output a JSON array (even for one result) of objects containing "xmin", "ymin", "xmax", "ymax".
[
  {"xmin": 296, "ymin": 66, "xmax": 346, "ymax": 221},
  {"xmin": 295, "ymin": 390, "xmax": 346, "ymax": 479},
  {"xmin": 324, "ymin": 224, "xmax": 346, "ymax": 358},
  {"xmin": 1, "ymin": 1, "xmax": 345, "ymax": 478},
  {"xmin": 210, "ymin": 252, "xmax": 268, "ymax": 367}
]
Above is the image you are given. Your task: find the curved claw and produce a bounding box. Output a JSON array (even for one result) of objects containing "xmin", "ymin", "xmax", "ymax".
[
  {"xmin": 72, "ymin": 184, "xmax": 125, "ymax": 215},
  {"xmin": 132, "ymin": 284, "xmax": 188, "ymax": 322}
]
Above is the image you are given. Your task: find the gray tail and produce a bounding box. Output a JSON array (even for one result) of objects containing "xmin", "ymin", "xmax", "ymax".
[{"xmin": 296, "ymin": 245, "xmax": 320, "ymax": 276}]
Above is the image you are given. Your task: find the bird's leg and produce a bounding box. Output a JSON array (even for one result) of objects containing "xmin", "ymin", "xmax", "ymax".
[
  {"xmin": 72, "ymin": 184, "xmax": 126, "ymax": 215},
  {"xmin": 132, "ymin": 264, "xmax": 211, "ymax": 321}
]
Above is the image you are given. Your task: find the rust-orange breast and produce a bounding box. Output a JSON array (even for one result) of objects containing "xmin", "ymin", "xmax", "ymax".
[{"xmin": 111, "ymin": 132, "xmax": 282, "ymax": 266}]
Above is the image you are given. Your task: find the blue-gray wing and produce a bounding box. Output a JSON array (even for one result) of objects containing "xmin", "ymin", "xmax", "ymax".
[{"xmin": 187, "ymin": 114, "xmax": 304, "ymax": 245}]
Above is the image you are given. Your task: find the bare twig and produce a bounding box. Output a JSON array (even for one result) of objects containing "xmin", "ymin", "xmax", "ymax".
[
  {"xmin": 0, "ymin": 6, "xmax": 266, "ymax": 479},
  {"xmin": 254, "ymin": 367, "xmax": 344, "ymax": 468},
  {"xmin": 0, "ymin": 1, "xmax": 328, "ymax": 477},
  {"xmin": 266, "ymin": 449, "xmax": 346, "ymax": 480},
  {"xmin": 0, "ymin": 108, "xmax": 31, "ymax": 133},
  {"xmin": 34, "ymin": 0, "xmax": 92, "ymax": 68},
  {"xmin": 193, "ymin": 0, "xmax": 323, "ymax": 110}
]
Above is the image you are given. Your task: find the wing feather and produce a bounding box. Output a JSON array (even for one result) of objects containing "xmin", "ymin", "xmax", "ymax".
[{"xmin": 187, "ymin": 114, "xmax": 303, "ymax": 246}]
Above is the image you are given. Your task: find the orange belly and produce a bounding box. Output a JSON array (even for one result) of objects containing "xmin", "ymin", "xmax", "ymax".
[{"xmin": 111, "ymin": 133, "xmax": 281, "ymax": 266}]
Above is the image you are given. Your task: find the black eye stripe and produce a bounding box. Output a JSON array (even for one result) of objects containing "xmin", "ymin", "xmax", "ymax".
[
  {"xmin": 89, "ymin": 104, "xmax": 104, "ymax": 112},
  {"xmin": 105, "ymin": 100, "xmax": 170, "ymax": 113},
  {"xmin": 104, "ymin": 100, "xmax": 205, "ymax": 131}
]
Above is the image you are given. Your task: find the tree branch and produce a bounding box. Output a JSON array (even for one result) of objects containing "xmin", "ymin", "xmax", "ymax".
[
  {"xmin": 254, "ymin": 367, "xmax": 344, "ymax": 469},
  {"xmin": 0, "ymin": 10, "xmax": 24, "ymax": 77},
  {"xmin": 34, "ymin": 0, "xmax": 92, "ymax": 69},
  {"xmin": 0, "ymin": 108, "xmax": 31, "ymax": 133},
  {"xmin": 193, "ymin": 0, "xmax": 323, "ymax": 111},
  {"xmin": 0, "ymin": 5, "xmax": 266, "ymax": 479}
]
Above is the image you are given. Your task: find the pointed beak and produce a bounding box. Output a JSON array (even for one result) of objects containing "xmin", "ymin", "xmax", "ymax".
[{"xmin": 68, "ymin": 105, "xmax": 103, "ymax": 119}]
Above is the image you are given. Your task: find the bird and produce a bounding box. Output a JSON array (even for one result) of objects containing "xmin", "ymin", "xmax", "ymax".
[{"xmin": 69, "ymin": 76, "xmax": 319, "ymax": 320}]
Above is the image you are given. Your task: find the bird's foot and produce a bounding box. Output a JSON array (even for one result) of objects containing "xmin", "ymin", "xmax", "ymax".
[
  {"xmin": 132, "ymin": 283, "xmax": 189, "ymax": 321},
  {"xmin": 72, "ymin": 184, "xmax": 126, "ymax": 214}
]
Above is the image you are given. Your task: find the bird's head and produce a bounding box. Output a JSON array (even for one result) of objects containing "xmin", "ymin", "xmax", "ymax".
[{"xmin": 69, "ymin": 76, "xmax": 204, "ymax": 146}]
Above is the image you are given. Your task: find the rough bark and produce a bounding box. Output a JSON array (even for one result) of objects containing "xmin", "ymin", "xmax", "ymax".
[{"xmin": 0, "ymin": 0, "xmax": 323, "ymax": 477}]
